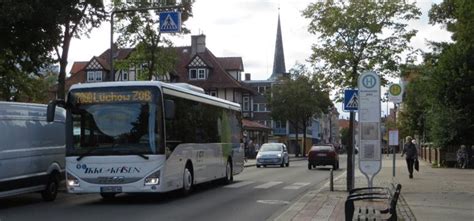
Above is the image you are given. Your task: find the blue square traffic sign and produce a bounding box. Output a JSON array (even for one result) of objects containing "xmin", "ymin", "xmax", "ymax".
[
  {"xmin": 344, "ymin": 89, "xmax": 358, "ymax": 111},
  {"xmin": 159, "ymin": 11, "xmax": 181, "ymax": 33}
]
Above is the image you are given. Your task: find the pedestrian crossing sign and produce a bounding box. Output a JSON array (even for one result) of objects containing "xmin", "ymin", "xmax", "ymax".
[
  {"xmin": 159, "ymin": 11, "xmax": 181, "ymax": 33},
  {"xmin": 344, "ymin": 89, "xmax": 358, "ymax": 111}
]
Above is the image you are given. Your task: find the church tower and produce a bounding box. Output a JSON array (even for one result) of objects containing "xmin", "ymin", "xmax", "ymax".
[{"xmin": 269, "ymin": 11, "xmax": 287, "ymax": 80}]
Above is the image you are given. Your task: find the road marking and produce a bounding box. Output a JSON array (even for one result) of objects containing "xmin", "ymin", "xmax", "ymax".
[
  {"xmin": 257, "ymin": 200, "xmax": 290, "ymax": 205},
  {"xmin": 283, "ymin": 182, "xmax": 310, "ymax": 190},
  {"xmin": 255, "ymin": 181, "xmax": 283, "ymax": 189},
  {"xmin": 224, "ymin": 181, "xmax": 255, "ymax": 188}
]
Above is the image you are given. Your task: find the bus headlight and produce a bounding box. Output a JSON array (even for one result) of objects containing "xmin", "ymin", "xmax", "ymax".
[
  {"xmin": 144, "ymin": 171, "xmax": 160, "ymax": 186},
  {"xmin": 67, "ymin": 173, "xmax": 80, "ymax": 187}
]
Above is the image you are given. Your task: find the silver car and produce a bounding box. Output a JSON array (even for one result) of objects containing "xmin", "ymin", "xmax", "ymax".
[{"xmin": 256, "ymin": 143, "xmax": 289, "ymax": 167}]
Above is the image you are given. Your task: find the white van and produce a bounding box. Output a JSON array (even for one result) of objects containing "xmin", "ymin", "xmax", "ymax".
[{"xmin": 0, "ymin": 102, "xmax": 65, "ymax": 201}]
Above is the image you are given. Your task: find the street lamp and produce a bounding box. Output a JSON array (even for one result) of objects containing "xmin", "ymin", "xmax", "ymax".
[{"xmin": 109, "ymin": 1, "xmax": 185, "ymax": 81}]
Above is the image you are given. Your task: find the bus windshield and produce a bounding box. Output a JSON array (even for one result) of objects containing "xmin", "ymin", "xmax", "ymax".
[{"xmin": 67, "ymin": 87, "xmax": 163, "ymax": 157}]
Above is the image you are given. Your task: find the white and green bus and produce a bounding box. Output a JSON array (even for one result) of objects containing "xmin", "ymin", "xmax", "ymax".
[{"xmin": 47, "ymin": 81, "xmax": 244, "ymax": 198}]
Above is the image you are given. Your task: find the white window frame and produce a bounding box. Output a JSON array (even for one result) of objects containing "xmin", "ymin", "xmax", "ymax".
[
  {"xmin": 87, "ymin": 71, "xmax": 102, "ymax": 82},
  {"xmin": 243, "ymin": 96, "xmax": 250, "ymax": 111},
  {"xmin": 189, "ymin": 68, "xmax": 207, "ymax": 80}
]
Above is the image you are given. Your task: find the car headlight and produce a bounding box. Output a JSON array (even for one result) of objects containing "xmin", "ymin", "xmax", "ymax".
[
  {"xmin": 277, "ymin": 153, "xmax": 282, "ymax": 158},
  {"xmin": 144, "ymin": 170, "xmax": 160, "ymax": 186},
  {"xmin": 67, "ymin": 173, "xmax": 80, "ymax": 187}
]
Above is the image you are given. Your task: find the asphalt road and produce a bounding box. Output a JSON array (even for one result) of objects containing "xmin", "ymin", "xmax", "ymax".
[{"xmin": 0, "ymin": 155, "xmax": 348, "ymax": 221}]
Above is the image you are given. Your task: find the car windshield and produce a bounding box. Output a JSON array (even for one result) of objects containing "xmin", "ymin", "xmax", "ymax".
[{"xmin": 260, "ymin": 144, "xmax": 282, "ymax": 152}]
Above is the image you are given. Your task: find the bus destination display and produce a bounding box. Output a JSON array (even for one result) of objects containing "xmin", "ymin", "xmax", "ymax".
[{"xmin": 72, "ymin": 90, "xmax": 153, "ymax": 104}]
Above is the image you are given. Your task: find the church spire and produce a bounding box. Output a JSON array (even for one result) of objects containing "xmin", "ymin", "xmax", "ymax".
[{"xmin": 269, "ymin": 10, "xmax": 286, "ymax": 80}]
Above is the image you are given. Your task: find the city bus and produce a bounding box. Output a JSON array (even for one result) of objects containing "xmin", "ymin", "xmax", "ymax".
[{"xmin": 47, "ymin": 81, "xmax": 244, "ymax": 199}]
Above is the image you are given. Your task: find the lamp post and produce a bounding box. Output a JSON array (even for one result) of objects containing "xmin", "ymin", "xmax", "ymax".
[{"xmin": 109, "ymin": 2, "xmax": 185, "ymax": 81}]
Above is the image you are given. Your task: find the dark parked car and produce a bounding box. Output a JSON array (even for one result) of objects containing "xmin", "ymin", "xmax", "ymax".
[
  {"xmin": 256, "ymin": 143, "xmax": 289, "ymax": 168},
  {"xmin": 308, "ymin": 145, "xmax": 339, "ymax": 170}
]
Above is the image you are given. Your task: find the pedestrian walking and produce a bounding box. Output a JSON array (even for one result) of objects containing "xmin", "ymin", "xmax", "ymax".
[{"xmin": 401, "ymin": 136, "xmax": 418, "ymax": 179}]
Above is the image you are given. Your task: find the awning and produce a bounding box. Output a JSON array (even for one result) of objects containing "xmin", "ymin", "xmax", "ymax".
[{"xmin": 242, "ymin": 119, "xmax": 272, "ymax": 131}]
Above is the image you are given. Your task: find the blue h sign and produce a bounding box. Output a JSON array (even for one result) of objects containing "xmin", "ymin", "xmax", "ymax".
[
  {"xmin": 344, "ymin": 89, "xmax": 358, "ymax": 111},
  {"xmin": 159, "ymin": 11, "xmax": 181, "ymax": 33}
]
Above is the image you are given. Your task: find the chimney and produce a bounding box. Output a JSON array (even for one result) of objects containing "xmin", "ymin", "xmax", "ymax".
[
  {"xmin": 191, "ymin": 34, "xmax": 206, "ymax": 55},
  {"xmin": 245, "ymin": 73, "xmax": 251, "ymax": 81}
]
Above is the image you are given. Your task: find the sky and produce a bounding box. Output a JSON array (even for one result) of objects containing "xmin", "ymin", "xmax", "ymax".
[{"xmin": 67, "ymin": 0, "xmax": 451, "ymax": 117}]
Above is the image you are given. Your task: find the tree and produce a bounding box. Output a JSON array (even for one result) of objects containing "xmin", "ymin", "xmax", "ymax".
[
  {"xmin": 0, "ymin": 0, "xmax": 62, "ymax": 100},
  {"xmin": 54, "ymin": 0, "xmax": 107, "ymax": 99},
  {"xmin": 303, "ymin": 0, "xmax": 421, "ymax": 190},
  {"xmin": 266, "ymin": 64, "xmax": 332, "ymax": 156},
  {"xmin": 426, "ymin": 0, "xmax": 474, "ymax": 147},
  {"xmin": 113, "ymin": 0, "xmax": 194, "ymax": 80}
]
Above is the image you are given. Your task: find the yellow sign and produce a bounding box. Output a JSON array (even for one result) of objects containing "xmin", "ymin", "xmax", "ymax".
[
  {"xmin": 73, "ymin": 90, "xmax": 152, "ymax": 104},
  {"xmin": 389, "ymin": 84, "xmax": 402, "ymax": 96}
]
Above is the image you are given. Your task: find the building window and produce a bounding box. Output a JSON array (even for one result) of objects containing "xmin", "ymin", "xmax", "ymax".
[
  {"xmin": 122, "ymin": 70, "xmax": 128, "ymax": 81},
  {"xmin": 210, "ymin": 90, "xmax": 217, "ymax": 97},
  {"xmin": 243, "ymin": 96, "xmax": 249, "ymax": 111},
  {"xmin": 87, "ymin": 71, "xmax": 102, "ymax": 82},
  {"xmin": 189, "ymin": 68, "xmax": 208, "ymax": 80},
  {"xmin": 275, "ymin": 121, "xmax": 286, "ymax": 128},
  {"xmin": 253, "ymin": 103, "xmax": 268, "ymax": 112}
]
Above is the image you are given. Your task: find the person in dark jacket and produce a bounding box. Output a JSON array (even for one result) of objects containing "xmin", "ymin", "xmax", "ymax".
[{"xmin": 401, "ymin": 136, "xmax": 417, "ymax": 179}]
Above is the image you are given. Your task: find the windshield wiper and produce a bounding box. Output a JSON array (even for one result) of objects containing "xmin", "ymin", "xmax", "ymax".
[
  {"xmin": 77, "ymin": 148, "xmax": 100, "ymax": 161},
  {"xmin": 132, "ymin": 153, "xmax": 149, "ymax": 160}
]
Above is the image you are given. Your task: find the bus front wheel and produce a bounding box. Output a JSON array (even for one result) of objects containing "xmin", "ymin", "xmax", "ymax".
[
  {"xmin": 182, "ymin": 165, "xmax": 193, "ymax": 196},
  {"xmin": 223, "ymin": 159, "xmax": 233, "ymax": 184}
]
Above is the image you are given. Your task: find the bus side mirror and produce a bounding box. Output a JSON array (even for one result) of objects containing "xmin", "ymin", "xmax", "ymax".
[
  {"xmin": 47, "ymin": 99, "xmax": 66, "ymax": 122},
  {"xmin": 164, "ymin": 99, "xmax": 175, "ymax": 119}
]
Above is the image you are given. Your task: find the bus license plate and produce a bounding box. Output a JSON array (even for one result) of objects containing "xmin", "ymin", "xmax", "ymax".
[{"xmin": 100, "ymin": 186, "xmax": 122, "ymax": 193}]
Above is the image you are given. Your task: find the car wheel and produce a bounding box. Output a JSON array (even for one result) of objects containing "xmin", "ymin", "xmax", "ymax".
[
  {"xmin": 182, "ymin": 164, "xmax": 193, "ymax": 196},
  {"xmin": 280, "ymin": 160, "xmax": 284, "ymax": 167},
  {"xmin": 308, "ymin": 163, "xmax": 312, "ymax": 170},
  {"xmin": 256, "ymin": 165, "xmax": 261, "ymax": 168},
  {"xmin": 41, "ymin": 172, "xmax": 60, "ymax": 201},
  {"xmin": 333, "ymin": 162, "xmax": 337, "ymax": 170},
  {"xmin": 286, "ymin": 160, "xmax": 289, "ymax": 167}
]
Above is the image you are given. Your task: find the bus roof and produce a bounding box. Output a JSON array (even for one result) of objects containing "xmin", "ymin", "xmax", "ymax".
[{"xmin": 69, "ymin": 81, "xmax": 241, "ymax": 111}]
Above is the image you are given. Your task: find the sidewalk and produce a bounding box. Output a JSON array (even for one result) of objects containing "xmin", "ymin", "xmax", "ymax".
[{"xmin": 271, "ymin": 154, "xmax": 474, "ymax": 221}]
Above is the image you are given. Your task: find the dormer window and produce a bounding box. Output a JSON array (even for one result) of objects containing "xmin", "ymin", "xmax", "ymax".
[
  {"xmin": 87, "ymin": 71, "xmax": 103, "ymax": 82},
  {"xmin": 189, "ymin": 68, "xmax": 208, "ymax": 80}
]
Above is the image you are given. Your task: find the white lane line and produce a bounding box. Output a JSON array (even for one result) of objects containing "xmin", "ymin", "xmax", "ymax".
[
  {"xmin": 224, "ymin": 181, "xmax": 255, "ymax": 188},
  {"xmin": 254, "ymin": 181, "xmax": 283, "ymax": 189},
  {"xmin": 283, "ymin": 182, "xmax": 311, "ymax": 190}
]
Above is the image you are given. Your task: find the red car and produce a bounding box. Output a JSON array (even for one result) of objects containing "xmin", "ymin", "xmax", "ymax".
[{"xmin": 308, "ymin": 145, "xmax": 339, "ymax": 170}]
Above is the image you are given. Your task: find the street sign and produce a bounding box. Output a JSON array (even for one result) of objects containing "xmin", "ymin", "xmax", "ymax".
[
  {"xmin": 388, "ymin": 83, "xmax": 403, "ymax": 103},
  {"xmin": 343, "ymin": 89, "xmax": 358, "ymax": 111},
  {"xmin": 389, "ymin": 130, "xmax": 399, "ymax": 146},
  {"xmin": 358, "ymin": 71, "xmax": 382, "ymax": 187},
  {"xmin": 159, "ymin": 11, "xmax": 181, "ymax": 33}
]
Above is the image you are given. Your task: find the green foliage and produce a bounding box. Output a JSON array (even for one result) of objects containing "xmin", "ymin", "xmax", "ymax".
[
  {"xmin": 302, "ymin": 0, "xmax": 421, "ymax": 91},
  {"xmin": 400, "ymin": 0, "xmax": 474, "ymax": 148},
  {"xmin": 340, "ymin": 127, "xmax": 350, "ymax": 147},
  {"xmin": 0, "ymin": 0, "xmax": 107, "ymax": 99},
  {"xmin": 113, "ymin": 0, "xmax": 194, "ymax": 80}
]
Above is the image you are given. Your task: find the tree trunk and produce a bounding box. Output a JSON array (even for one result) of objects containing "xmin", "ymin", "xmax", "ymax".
[
  {"xmin": 294, "ymin": 122, "xmax": 300, "ymax": 157},
  {"xmin": 302, "ymin": 121, "xmax": 307, "ymax": 157},
  {"xmin": 57, "ymin": 26, "xmax": 72, "ymax": 100}
]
